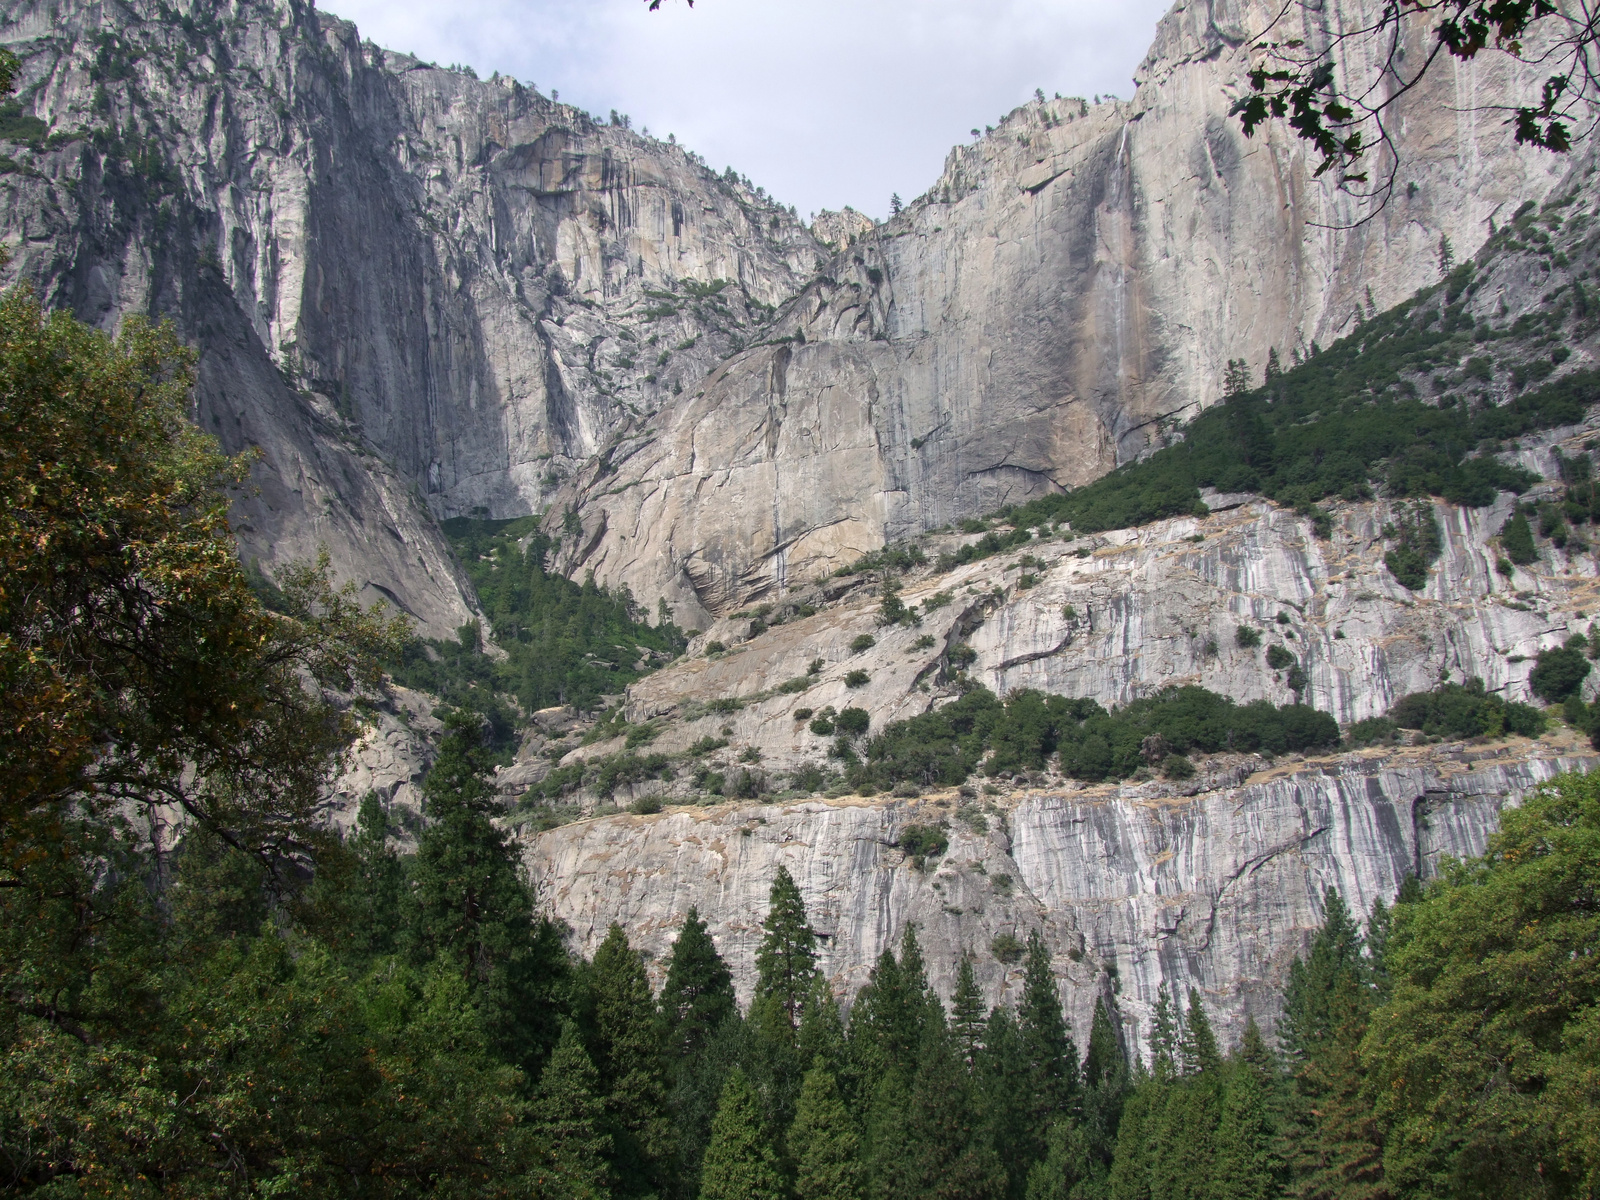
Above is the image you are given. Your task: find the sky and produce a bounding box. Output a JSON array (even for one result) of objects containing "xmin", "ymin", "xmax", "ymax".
[{"xmin": 318, "ymin": 0, "xmax": 1172, "ymax": 221}]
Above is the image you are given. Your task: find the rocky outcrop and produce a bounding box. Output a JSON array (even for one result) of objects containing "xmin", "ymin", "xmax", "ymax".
[
  {"xmin": 600, "ymin": 471, "xmax": 1600, "ymax": 785},
  {"xmin": 0, "ymin": 0, "xmax": 820, "ymax": 634},
  {"xmin": 524, "ymin": 732, "xmax": 1596, "ymax": 1056}
]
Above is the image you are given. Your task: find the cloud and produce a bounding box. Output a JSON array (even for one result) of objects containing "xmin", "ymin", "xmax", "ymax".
[{"xmin": 319, "ymin": 0, "xmax": 1171, "ymax": 219}]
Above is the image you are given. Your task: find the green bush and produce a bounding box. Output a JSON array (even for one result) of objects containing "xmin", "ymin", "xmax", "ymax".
[
  {"xmin": 1500, "ymin": 509, "xmax": 1538, "ymax": 564},
  {"xmin": 1347, "ymin": 716, "xmax": 1401, "ymax": 746},
  {"xmin": 1266, "ymin": 644, "xmax": 1297, "ymax": 670},
  {"xmin": 1530, "ymin": 647, "xmax": 1591, "ymax": 703},
  {"xmin": 1162, "ymin": 753, "xmax": 1195, "ymax": 780},
  {"xmin": 792, "ymin": 708, "xmax": 814, "ymax": 721},
  {"xmin": 810, "ymin": 716, "xmax": 835, "ymax": 735},
  {"xmin": 1384, "ymin": 503, "xmax": 1444, "ymax": 590},
  {"xmin": 776, "ymin": 677, "xmax": 811, "ymax": 694},
  {"xmin": 629, "ymin": 796, "xmax": 663, "ymax": 815},
  {"xmin": 848, "ymin": 684, "xmax": 1338, "ymax": 791},
  {"xmin": 704, "ymin": 639, "xmax": 727, "ymax": 655},
  {"xmin": 835, "ymin": 707, "xmax": 870, "ymax": 737},
  {"xmin": 898, "ymin": 823, "xmax": 949, "ymax": 868},
  {"xmin": 1236, "ymin": 626, "xmax": 1262, "ymax": 649},
  {"xmin": 850, "ymin": 634, "xmax": 877, "ymax": 653},
  {"xmin": 844, "ymin": 669, "xmax": 871, "ymax": 688},
  {"xmin": 1389, "ymin": 679, "xmax": 1545, "ymax": 737},
  {"xmin": 990, "ymin": 933, "xmax": 1024, "ymax": 963}
]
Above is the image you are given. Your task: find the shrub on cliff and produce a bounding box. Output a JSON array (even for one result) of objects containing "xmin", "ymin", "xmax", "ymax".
[
  {"xmin": 1388, "ymin": 679, "xmax": 1546, "ymax": 739},
  {"xmin": 1530, "ymin": 647, "xmax": 1592, "ymax": 703}
]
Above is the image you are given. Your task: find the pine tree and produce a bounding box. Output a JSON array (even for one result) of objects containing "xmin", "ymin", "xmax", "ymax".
[
  {"xmin": 1179, "ymin": 989, "xmax": 1221, "ymax": 1077},
  {"xmin": 534, "ymin": 1021, "xmax": 614, "ymax": 1199},
  {"xmin": 849, "ymin": 931, "xmax": 936, "ymax": 1091},
  {"xmin": 791, "ymin": 1063, "xmax": 865, "ymax": 1200},
  {"xmin": 902, "ymin": 1027, "xmax": 1007, "ymax": 1200},
  {"xmin": 1264, "ymin": 347, "xmax": 1283, "ymax": 383},
  {"xmin": 1279, "ymin": 889, "xmax": 1364, "ymax": 1066},
  {"xmin": 975, "ymin": 1005, "xmax": 1033, "ymax": 1200},
  {"xmin": 660, "ymin": 907, "xmax": 735, "ymax": 1064},
  {"xmin": 410, "ymin": 709, "xmax": 564, "ymax": 1070},
  {"xmin": 799, "ymin": 975, "xmax": 849, "ymax": 1079},
  {"xmin": 1080, "ymin": 999, "xmax": 1130, "ymax": 1186},
  {"xmin": 951, "ymin": 953, "xmax": 987, "ymax": 1070},
  {"xmin": 1154, "ymin": 1078, "xmax": 1220, "ymax": 1200},
  {"xmin": 1279, "ymin": 890, "xmax": 1385, "ymax": 1200},
  {"xmin": 1211, "ymin": 1056, "xmax": 1279, "ymax": 1200},
  {"xmin": 698, "ymin": 1068, "xmax": 785, "ymax": 1200},
  {"xmin": 1108, "ymin": 1083, "xmax": 1156, "ymax": 1200},
  {"xmin": 1018, "ymin": 930, "xmax": 1080, "ymax": 1119},
  {"xmin": 1024, "ymin": 1118, "xmax": 1091, "ymax": 1200},
  {"xmin": 864, "ymin": 1070, "xmax": 914, "ymax": 1200},
  {"xmin": 1284, "ymin": 973, "xmax": 1385, "ymax": 1200},
  {"xmin": 591, "ymin": 923, "xmax": 674, "ymax": 1197},
  {"xmin": 1223, "ymin": 359, "xmax": 1252, "ymax": 397},
  {"xmin": 755, "ymin": 866, "xmax": 818, "ymax": 1031},
  {"xmin": 1149, "ymin": 987, "xmax": 1180, "ymax": 1081},
  {"xmin": 1437, "ymin": 232, "xmax": 1455, "ymax": 277}
]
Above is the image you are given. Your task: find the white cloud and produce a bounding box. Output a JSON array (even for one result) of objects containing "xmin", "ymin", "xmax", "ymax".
[{"xmin": 319, "ymin": 0, "xmax": 1171, "ymax": 219}]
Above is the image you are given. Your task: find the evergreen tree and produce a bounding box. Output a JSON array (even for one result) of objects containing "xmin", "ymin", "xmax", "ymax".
[
  {"xmin": 591, "ymin": 923, "xmax": 674, "ymax": 1198},
  {"xmin": 1080, "ymin": 998, "xmax": 1130, "ymax": 1188},
  {"xmin": 1180, "ymin": 989, "xmax": 1222, "ymax": 1077},
  {"xmin": 660, "ymin": 907, "xmax": 735, "ymax": 1064},
  {"xmin": 864, "ymin": 1070, "xmax": 914, "ymax": 1200},
  {"xmin": 791, "ymin": 1063, "xmax": 866, "ymax": 1200},
  {"xmin": 1150, "ymin": 1077, "xmax": 1220, "ymax": 1200},
  {"xmin": 1279, "ymin": 890, "xmax": 1384, "ymax": 1200},
  {"xmin": 668, "ymin": 1009, "xmax": 749, "ymax": 1200},
  {"xmin": 337, "ymin": 791, "xmax": 406, "ymax": 962},
  {"xmin": 1018, "ymin": 931, "xmax": 1080, "ymax": 1119},
  {"xmin": 1284, "ymin": 973, "xmax": 1384, "ymax": 1200},
  {"xmin": 534, "ymin": 1020, "xmax": 614, "ymax": 1199},
  {"xmin": 1108, "ymin": 1083, "xmax": 1156, "ymax": 1200},
  {"xmin": 1024, "ymin": 1118, "xmax": 1092, "ymax": 1200},
  {"xmin": 799, "ymin": 975, "xmax": 849, "ymax": 1080},
  {"xmin": 1212, "ymin": 1057, "xmax": 1279, "ymax": 1200},
  {"xmin": 410, "ymin": 709, "xmax": 565, "ymax": 1071},
  {"xmin": 1223, "ymin": 358, "xmax": 1253, "ymax": 397},
  {"xmin": 849, "ymin": 931, "xmax": 936, "ymax": 1092},
  {"xmin": 1149, "ymin": 987, "xmax": 1180, "ymax": 1081},
  {"xmin": 1082, "ymin": 998, "xmax": 1126, "ymax": 1093},
  {"xmin": 951, "ymin": 953, "xmax": 987, "ymax": 1070},
  {"xmin": 901, "ymin": 1027, "xmax": 1007, "ymax": 1200},
  {"xmin": 975, "ymin": 1004, "xmax": 1033, "ymax": 1200},
  {"xmin": 1264, "ymin": 347, "xmax": 1284, "ymax": 383},
  {"xmin": 1279, "ymin": 889, "xmax": 1365, "ymax": 1066},
  {"xmin": 698, "ymin": 1068, "xmax": 785, "ymax": 1200},
  {"xmin": 755, "ymin": 866, "xmax": 818, "ymax": 1031}
]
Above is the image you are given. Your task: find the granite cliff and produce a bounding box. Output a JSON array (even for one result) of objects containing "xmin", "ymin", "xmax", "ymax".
[
  {"xmin": 0, "ymin": 0, "xmax": 820, "ymax": 634},
  {"xmin": 553, "ymin": 0, "xmax": 1572, "ymax": 626}
]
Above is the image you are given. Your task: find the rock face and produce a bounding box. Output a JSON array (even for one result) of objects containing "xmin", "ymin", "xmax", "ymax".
[
  {"xmin": 1, "ymin": 0, "xmax": 820, "ymax": 634},
  {"xmin": 554, "ymin": 1, "xmax": 1573, "ymax": 626},
  {"xmin": 608, "ymin": 478, "xmax": 1600, "ymax": 784},
  {"xmin": 524, "ymin": 733, "xmax": 1597, "ymax": 1056},
  {"xmin": 2, "ymin": 0, "xmax": 1575, "ymax": 633}
]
